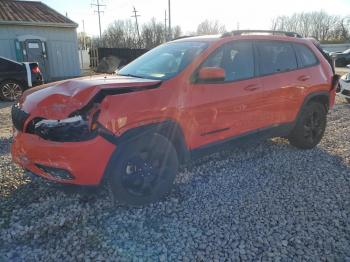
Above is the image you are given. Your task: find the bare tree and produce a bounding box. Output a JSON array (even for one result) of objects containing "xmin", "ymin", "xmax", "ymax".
[
  {"xmin": 101, "ymin": 20, "xmax": 139, "ymax": 48},
  {"xmin": 172, "ymin": 25, "xmax": 182, "ymax": 39},
  {"xmin": 197, "ymin": 20, "xmax": 226, "ymax": 35},
  {"xmin": 141, "ymin": 18, "xmax": 167, "ymax": 49},
  {"xmin": 77, "ymin": 32, "xmax": 91, "ymax": 50},
  {"xmin": 99, "ymin": 18, "xmax": 183, "ymax": 49},
  {"xmin": 271, "ymin": 11, "xmax": 350, "ymax": 42}
]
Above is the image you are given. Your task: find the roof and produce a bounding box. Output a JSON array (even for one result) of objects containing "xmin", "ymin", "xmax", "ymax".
[
  {"xmin": 173, "ymin": 32, "xmax": 310, "ymax": 46},
  {"xmin": 0, "ymin": 0, "xmax": 78, "ymax": 28}
]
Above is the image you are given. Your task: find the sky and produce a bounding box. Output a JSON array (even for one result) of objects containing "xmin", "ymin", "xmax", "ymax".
[{"xmin": 41, "ymin": 0, "xmax": 350, "ymax": 37}]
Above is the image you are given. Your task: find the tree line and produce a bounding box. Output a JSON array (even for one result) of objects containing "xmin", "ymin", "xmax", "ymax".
[
  {"xmin": 271, "ymin": 11, "xmax": 350, "ymax": 42},
  {"xmin": 78, "ymin": 18, "xmax": 227, "ymax": 50},
  {"xmin": 78, "ymin": 11, "xmax": 350, "ymax": 50}
]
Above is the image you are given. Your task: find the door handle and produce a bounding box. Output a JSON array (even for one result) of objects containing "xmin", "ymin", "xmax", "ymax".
[
  {"xmin": 298, "ymin": 75, "xmax": 311, "ymax": 81},
  {"xmin": 244, "ymin": 84, "xmax": 261, "ymax": 91}
]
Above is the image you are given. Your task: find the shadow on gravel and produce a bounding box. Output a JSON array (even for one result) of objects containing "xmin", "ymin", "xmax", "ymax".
[{"xmin": 0, "ymin": 137, "xmax": 12, "ymax": 157}]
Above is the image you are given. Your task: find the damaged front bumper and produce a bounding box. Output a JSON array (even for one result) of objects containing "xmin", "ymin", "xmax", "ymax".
[{"xmin": 11, "ymin": 132, "xmax": 116, "ymax": 185}]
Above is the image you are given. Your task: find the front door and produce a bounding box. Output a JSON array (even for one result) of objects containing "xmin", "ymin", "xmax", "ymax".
[
  {"xmin": 187, "ymin": 41, "xmax": 265, "ymax": 149},
  {"xmin": 25, "ymin": 39, "xmax": 48, "ymax": 80}
]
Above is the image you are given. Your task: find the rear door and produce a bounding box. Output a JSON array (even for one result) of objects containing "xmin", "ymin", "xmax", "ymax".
[
  {"xmin": 187, "ymin": 41, "xmax": 268, "ymax": 149},
  {"xmin": 255, "ymin": 40, "xmax": 302, "ymax": 125}
]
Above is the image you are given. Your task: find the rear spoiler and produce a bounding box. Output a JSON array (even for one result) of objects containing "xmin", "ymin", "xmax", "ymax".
[{"xmin": 307, "ymin": 38, "xmax": 335, "ymax": 74}]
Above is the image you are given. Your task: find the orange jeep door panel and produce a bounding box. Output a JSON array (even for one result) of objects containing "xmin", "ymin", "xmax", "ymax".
[{"xmin": 188, "ymin": 41, "xmax": 267, "ymax": 149}]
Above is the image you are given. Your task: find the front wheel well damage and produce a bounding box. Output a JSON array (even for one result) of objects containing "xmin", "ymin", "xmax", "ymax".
[
  {"xmin": 101, "ymin": 120, "xmax": 189, "ymax": 185},
  {"xmin": 117, "ymin": 120, "xmax": 190, "ymax": 164}
]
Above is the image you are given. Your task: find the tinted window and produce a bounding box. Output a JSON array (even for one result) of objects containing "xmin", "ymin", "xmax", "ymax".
[
  {"xmin": 201, "ymin": 41, "xmax": 254, "ymax": 81},
  {"xmin": 256, "ymin": 41, "xmax": 297, "ymax": 75},
  {"xmin": 0, "ymin": 57, "xmax": 23, "ymax": 72},
  {"xmin": 118, "ymin": 41, "xmax": 208, "ymax": 80},
  {"xmin": 294, "ymin": 44, "xmax": 318, "ymax": 67}
]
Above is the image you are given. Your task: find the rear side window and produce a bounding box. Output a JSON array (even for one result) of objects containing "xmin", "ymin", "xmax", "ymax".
[
  {"xmin": 293, "ymin": 43, "xmax": 318, "ymax": 67},
  {"xmin": 256, "ymin": 41, "xmax": 297, "ymax": 76}
]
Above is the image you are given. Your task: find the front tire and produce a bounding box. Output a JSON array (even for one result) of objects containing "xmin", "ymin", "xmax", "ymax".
[
  {"xmin": 107, "ymin": 133, "xmax": 179, "ymax": 206},
  {"xmin": 288, "ymin": 102, "xmax": 327, "ymax": 149},
  {"xmin": 0, "ymin": 80, "xmax": 23, "ymax": 102}
]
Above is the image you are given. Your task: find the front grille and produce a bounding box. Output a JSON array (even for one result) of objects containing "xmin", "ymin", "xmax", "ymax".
[
  {"xmin": 36, "ymin": 164, "xmax": 74, "ymax": 180},
  {"xmin": 11, "ymin": 104, "xmax": 29, "ymax": 131}
]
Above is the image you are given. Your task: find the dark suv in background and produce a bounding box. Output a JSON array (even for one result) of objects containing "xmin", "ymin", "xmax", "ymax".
[{"xmin": 0, "ymin": 57, "xmax": 43, "ymax": 102}]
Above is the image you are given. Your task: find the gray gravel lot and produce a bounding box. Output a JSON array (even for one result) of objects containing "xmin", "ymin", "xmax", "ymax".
[{"xmin": 0, "ymin": 98, "xmax": 350, "ymax": 261}]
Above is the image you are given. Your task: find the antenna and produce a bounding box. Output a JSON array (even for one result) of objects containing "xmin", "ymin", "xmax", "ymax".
[{"xmin": 91, "ymin": 0, "xmax": 106, "ymax": 38}]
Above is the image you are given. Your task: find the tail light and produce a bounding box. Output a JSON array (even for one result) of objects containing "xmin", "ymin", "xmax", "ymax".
[{"xmin": 31, "ymin": 66, "xmax": 41, "ymax": 74}]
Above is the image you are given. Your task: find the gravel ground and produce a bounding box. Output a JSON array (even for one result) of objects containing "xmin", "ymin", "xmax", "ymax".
[{"xmin": 1, "ymin": 98, "xmax": 350, "ymax": 261}]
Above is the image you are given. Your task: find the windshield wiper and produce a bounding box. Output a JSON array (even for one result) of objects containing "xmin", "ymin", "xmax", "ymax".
[{"xmin": 117, "ymin": 73, "xmax": 146, "ymax": 79}]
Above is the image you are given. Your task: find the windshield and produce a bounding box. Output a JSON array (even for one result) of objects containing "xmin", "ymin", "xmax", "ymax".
[{"xmin": 118, "ymin": 41, "xmax": 208, "ymax": 80}]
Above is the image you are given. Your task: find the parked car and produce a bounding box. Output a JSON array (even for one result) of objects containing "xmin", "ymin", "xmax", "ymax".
[
  {"xmin": 337, "ymin": 64, "xmax": 350, "ymax": 103},
  {"xmin": 11, "ymin": 30, "xmax": 338, "ymax": 206},
  {"xmin": 335, "ymin": 49, "xmax": 350, "ymax": 67},
  {"xmin": 0, "ymin": 57, "xmax": 43, "ymax": 101}
]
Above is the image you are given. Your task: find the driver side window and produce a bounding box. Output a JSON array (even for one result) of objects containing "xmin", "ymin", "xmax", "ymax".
[{"xmin": 200, "ymin": 41, "xmax": 255, "ymax": 82}]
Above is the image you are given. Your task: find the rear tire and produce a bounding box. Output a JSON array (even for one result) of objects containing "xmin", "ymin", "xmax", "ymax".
[
  {"xmin": 288, "ymin": 102, "xmax": 327, "ymax": 149},
  {"xmin": 0, "ymin": 80, "xmax": 23, "ymax": 102},
  {"xmin": 107, "ymin": 133, "xmax": 179, "ymax": 206}
]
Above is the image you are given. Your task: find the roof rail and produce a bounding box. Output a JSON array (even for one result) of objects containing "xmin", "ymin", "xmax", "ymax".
[
  {"xmin": 172, "ymin": 35, "xmax": 195, "ymax": 41},
  {"xmin": 222, "ymin": 30, "xmax": 303, "ymax": 38}
]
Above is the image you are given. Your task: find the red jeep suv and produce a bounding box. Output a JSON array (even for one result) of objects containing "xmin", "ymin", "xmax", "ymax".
[{"xmin": 12, "ymin": 30, "xmax": 338, "ymax": 205}]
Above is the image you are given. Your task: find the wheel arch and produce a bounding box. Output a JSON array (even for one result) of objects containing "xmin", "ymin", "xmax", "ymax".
[
  {"xmin": 0, "ymin": 78, "xmax": 26, "ymax": 89},
  {"xmin": 291, "ymin": 91, "xmax": 330, "ymax": 131},
  {"xmin": 108, "ymin": 120, "xmax": 191, "ymax": 164},
  {"xmin": 300, "ymin": 91, "xmax": 330, "ymax": 113},
  {"xmin": 101, "ymin": 119, "xmax": 190, "ymax": 185}
]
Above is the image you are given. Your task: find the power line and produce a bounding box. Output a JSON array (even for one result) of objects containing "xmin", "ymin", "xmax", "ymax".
[
  {"xmin": 91, "ymin": 0, "xmax": 106, "ymax": 38},
  {"xmin": 131, "ymin": 6, "xmax": 141, "ymax": 45}
]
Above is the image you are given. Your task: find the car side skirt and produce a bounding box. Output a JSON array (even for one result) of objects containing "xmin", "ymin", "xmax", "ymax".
[{"xmin": 190, "ymin": 123, "xmax": 293, "ymax": 160}]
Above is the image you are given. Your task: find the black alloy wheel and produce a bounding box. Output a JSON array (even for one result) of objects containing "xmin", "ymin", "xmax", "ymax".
[{"xmin": 107, "ymin": 133, "xmax": 179, "ymax": 206}]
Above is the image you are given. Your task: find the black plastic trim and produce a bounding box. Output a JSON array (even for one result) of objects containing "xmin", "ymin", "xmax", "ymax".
[
  {"xmin": 191, "ymin": 123, "xmax": 293, "ymax": 160},
  {"xmin": 201, "ymin": 127, "xmax": 230, "ymax": 136}
]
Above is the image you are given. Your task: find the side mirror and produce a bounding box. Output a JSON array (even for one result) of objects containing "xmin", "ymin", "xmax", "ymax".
[
  {"xmin": 347, "ymin": 64, "xmax": 350, "ymax": 69},
  {"xmin": 198, "ymin": 67, "xmax": 225, "ymax": 82}
]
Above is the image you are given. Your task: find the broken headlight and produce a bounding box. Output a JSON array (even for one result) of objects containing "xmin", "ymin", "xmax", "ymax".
[{"xmin": 34, "ymin": 116, "xmax": 96, "ymax": 142}]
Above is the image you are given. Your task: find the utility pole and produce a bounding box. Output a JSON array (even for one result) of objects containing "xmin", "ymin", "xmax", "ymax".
[
  {"xmin": 168, "ymin": 0, "xmax": 171, "ymax": 40},
  {"xmin": 131, "ymin": 6, "xmax": 141, "ymax": 44},
  {"xmin": 164, "ymin": 9, "xmax": 168, "ymax": 41},
  {"xmin": 82, "ymin": 20, "xmax": 86, "ymax": 50},
  {"xmin": 92, "ymin": 0, "xmax": 105, "ymax": 38}
]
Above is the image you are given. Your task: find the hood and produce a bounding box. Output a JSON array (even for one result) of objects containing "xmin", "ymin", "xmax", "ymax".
[{"xmin": 20, "ymin": 75, "xmax": 161, "ymax": 119}]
